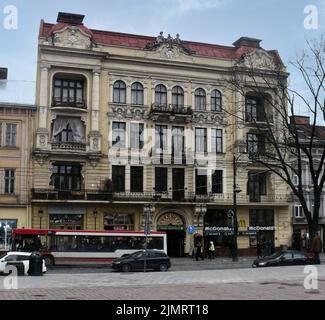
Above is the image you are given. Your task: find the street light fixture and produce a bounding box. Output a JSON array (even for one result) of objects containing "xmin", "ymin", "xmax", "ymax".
[
  {"xmin": 38, "ymin": 209, "xmax": 44, "ymax": 229},
  {"xmin": 93, "ymin": 209, "xmax": 98, "ymax": 230}
]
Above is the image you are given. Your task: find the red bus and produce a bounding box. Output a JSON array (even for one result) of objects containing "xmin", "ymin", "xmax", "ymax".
[{"xmin": 12, "ymin": 229, "xmax": 167, "ymax": 266}]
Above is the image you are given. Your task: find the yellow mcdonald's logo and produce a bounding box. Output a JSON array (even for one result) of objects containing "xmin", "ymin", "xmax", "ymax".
[{"xmin": 238, "ymin": 220, "xmax": 246, "ymax": 228}]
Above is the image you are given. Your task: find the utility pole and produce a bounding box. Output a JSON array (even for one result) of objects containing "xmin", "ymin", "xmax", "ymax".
[
  {"xmin": 232, "ymin": 154, "xmax": 240, "ymax": 262},
  {"xmin": 144, "ymin": 204, "xmax": 151, "ymax": 272}
]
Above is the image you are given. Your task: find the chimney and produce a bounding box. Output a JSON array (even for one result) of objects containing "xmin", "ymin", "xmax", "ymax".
[
  {"xmin": 233, "ymin": 37, "xmax": 261, "ymax": 48},
  {"xmin": 290, "ymin": 116, "xmax": 310, "ymax": 125},
  {"xmin": 0, "ymin": 68, "xmax": 8, "ymax": 80},
  {"xmin": 57, "ymin": 12, "xmax": 85, "ymax": 25}
]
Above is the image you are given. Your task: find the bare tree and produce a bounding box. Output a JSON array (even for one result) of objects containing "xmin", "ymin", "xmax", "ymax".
[{"xmin": 225, "ymin": 36, "xmax": 325, "ymax": 244}]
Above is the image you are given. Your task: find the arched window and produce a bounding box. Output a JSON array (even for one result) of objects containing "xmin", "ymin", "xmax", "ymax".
[
  {"xmin": 131, "ymin": 82, "xmax": 144, "ymax": 105},
  {"xmin": 155, "ymin": 84, "xmax": 167, "ymax": 106},
  {"xmin": 113, "ymin": 80, "xmax": 126, "ymax": 104},
  {"xmin": 211, "ymin": 89, "xmax": 222, "ymax": 111},
  {"xmin": 172, "ymin": 86, "xmax": 184, "ymax": 107},
  {"xmin": 195, "ymin": 88, "xmax": 206, "ymax": 111}
]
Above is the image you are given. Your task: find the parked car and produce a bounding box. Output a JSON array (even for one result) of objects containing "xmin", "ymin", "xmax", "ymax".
[
  {"xmin": 252, "ymin": 250, "xmax": 317, "ymax": 268},
  {"xmin": 0, "ymin": 252, "xmax": 47, "ymax": 275},
  {"xmin": 111, "ymin": 250, "xmax": 171, "ymax": 272}
]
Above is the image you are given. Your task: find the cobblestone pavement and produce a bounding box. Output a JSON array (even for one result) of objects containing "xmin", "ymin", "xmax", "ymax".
[{"xmin": 0, "ymin": 265, "xmax": 324, "ymax": 300}]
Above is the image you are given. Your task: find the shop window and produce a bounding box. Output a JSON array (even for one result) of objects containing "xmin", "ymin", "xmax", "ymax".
[
  {"xmin": 0, "ymin": 219, "xmax": 17, "ymax": 250},
  {"xmin": 49, "ymin": 214, "xmax": 84, "ymax": 230},
  {"xmin": 104, "ymin": 213, "xmax": 134, "ymax": 231}
]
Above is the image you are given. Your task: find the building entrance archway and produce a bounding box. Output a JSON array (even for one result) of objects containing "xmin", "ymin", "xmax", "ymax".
[{"xmin": 157, "ymin": 212, "xmax": 185, "ymax": 257}]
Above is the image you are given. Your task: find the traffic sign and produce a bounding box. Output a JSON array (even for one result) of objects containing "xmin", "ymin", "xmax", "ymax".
[{"xmin": 187, "ymin": 225, "xmax": 196, "ymax": 234}]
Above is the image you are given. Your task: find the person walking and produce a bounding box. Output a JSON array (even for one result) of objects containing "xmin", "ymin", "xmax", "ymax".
[
  {"xmin": 195, "ymin": 240, "xmax": 204, "ymax": 261},
  {"xmin": 257, "ymin": 240, "xmax": 262, "ymax": 258},
  {"xmin": 311, "ymin": 232, "xmax": 323, "ymax": 264},
  {"xmin": 208, "ymin": 241, "xmax": 215, "ymax": 260}
]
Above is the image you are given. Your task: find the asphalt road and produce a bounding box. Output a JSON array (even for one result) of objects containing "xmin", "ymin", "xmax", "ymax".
[{"xmin": 0, "ymin": 264, "xmax": 324, "ymax": 300}]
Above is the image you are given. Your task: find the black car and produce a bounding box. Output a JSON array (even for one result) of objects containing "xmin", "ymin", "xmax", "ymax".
[
  {"xmin": 111, "ymin": 250, "xmax": 171, "ymax": 272},
  {"xmin": 252, "ymin": 250, "xmax": 316, "ymax": 268}
]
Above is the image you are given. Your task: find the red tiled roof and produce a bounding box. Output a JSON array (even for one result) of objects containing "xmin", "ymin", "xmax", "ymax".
[{"xmin": 39, "ymin": 21, "xmax": 283, "ymax": 64}]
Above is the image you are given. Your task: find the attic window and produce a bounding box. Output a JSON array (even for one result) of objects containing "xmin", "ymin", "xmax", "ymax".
[{"xmin": 57, "ymin": 12, "xmax": 85, "ymax": 25}]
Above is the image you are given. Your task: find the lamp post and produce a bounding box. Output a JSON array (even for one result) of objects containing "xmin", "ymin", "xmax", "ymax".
[
  {"xmin": 143, "ymin": 203, "xmax": 153, "ymax": 273},
  {"xmin": 93, "ymin": 209, "xmax": 98, "ymax": 230},
  {"xmin": 38, "ymin": 209, "xmax": 44, "ymax": 229},
  {"xmin": 232, "ymin": 155, "xmax": 242, "ymax": 262}
]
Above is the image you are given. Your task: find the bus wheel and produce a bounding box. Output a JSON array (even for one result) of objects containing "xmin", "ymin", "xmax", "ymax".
[
  {"xmin": 44, "ymin": 256, "xmax": 54, "ymax": 267},
  {"xmin": 121, "ymin": 264, "xmax": 131, "ymax": 272},
  {"xmin": 159, "ymin": 263, "xmax": 168, "ymax": 272}
]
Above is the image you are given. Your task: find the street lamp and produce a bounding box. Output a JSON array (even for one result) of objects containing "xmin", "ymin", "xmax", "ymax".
[
  {"xmin": 93, "ymin": 209, "xmax": 98, "ymax": 230},
  {"xmin": 232, "ymin": 155, "xmax": 242, "ymax": 262},
  {"xmin": 38, "ymin": 209, "xmax": 44, "ymax": 229}
]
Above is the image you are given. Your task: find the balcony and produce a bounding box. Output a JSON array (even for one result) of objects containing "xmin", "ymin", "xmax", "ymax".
[
  {"xmin": 51, "ymin": 97, "xmax": 87, "ymax": 110},
  {"xmin": 150, "ymin": 104, "xmax": 193, "ymax": 123},
  {"xmin": 51, "ymin": 141, "xmax": 86, "ymax": 152}
]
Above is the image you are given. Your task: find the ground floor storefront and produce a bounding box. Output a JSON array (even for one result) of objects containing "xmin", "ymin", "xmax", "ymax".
[
  {"xmin": 292, "ymin": 224, "xmax": 325, "ymax": 253},
  {"xmin": 30, "ymin": 203, "xmax": 292, "ymax": 257},
  {"xmin": 0, "ymin": 206, "xmax": 30, "ymax": 251}
]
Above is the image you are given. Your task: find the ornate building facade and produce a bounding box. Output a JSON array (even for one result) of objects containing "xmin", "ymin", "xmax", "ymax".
[{"xmin": 31, "ymin": 12, "xmax": 292, "ymax": 256}]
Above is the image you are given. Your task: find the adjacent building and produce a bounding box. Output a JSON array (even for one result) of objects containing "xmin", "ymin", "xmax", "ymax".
[
  {"xmin": 0, "ymin": 68, "xmax": 36, "ymax": 250},
  {"xmin": 31, "ymin": 12, "xmax": 292, "ymax": 256},
  {"xmin": 291, "ymin": 115, "xmax": 325, "ymax": 252}
]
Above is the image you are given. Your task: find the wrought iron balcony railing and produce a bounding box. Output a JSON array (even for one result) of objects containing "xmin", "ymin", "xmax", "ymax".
[
  {"xmin": 51, "ymin": 141, "xmax": 86, "ymax": 152},
  {"xmin": 52, "ymin": 97, "xmax": 87, "ymax": 109},
  {"xmin": 151, "ymin": 103, "xmax": 193, "ymax": 115}
]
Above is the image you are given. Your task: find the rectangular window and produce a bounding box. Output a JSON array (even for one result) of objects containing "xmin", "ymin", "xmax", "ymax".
[
  {"xmin": 112, "ymin": 166, "xmax": 125, "ymax": 192},
  {"xmin": 172, "ymin": 126, "xmax": 184, "ymax": 158},
  {"xmin": 0, "ymin": 219, "xmax": 17, "ymax": 250},
  {"xmin": 195, "ymin": 128, "xmax": 207, "ymax": 153},
  {"xmin": 4, "ymin": 169, "xmax": 15, "ymax": 194},
  {"xmin": 245, "ymin": 96, "xmax": 266, "ymax": 122},
  {"xmin": 130, "ymin": 166, "xmax": 143, "ymax": 192},
  {"xmin": 247, "ymin": 133, "xmax": 265, "ymax": 156},
  {"xmin": 155, "ymin": 167, "xmax": 168, "ymax": 192},
  {"xmin": 211, "ymin": 129, "xmax": 223, "ymax": 153},
  {"xmin": 52, "ymin": 164, "xmax": 82, "ymax": 191},
  {"xmin": 249, "ymin": 209, "xmax": 274, "ymax": 226},
  {"xmin": 196, "ymin": 169, "xmax": 207, "ymax": 195},
  {"xmin": 130, "ymin": 123, "xmax": 144, "ymax": 150},
  {"xmin": 212, "ymin": 170, "xmax": 223, "ymax": 194},
  {"xmin": 5, "ymin": 124, "xmax": 17, "ymax": 147},
  {"xmin": 248, "ymin": 172, "xmax": 267, "ymax": 202},
  {"xmin": 112, "ymin": 122, "xmax": 126, "ymax": 148},
  {"xmin": 155, "ymin": 125, "xmax": 168, "ymax": 152},
  {"xmin": 294, "ymin": 206, "xmax": 304, "ymax": 218},
  {"xmin": 292, "ymin": 174, "xmax": 299, "ymax": 186},
  {"xmin": 53, "ymin": 79, "xmax": 84, "ymax": 106}
]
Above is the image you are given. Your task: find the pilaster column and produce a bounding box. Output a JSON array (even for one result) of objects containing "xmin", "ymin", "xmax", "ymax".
[
  {"xmin": 39, "ymin": 64, "xmax": 50, "ymax": 128},
  {"xmin": 89, "ymin": 68, "xmax": 102, "ymax": 152},
  {"xmin": 91, "ymin": 69, "xmax": 100, "ymax": 131}
]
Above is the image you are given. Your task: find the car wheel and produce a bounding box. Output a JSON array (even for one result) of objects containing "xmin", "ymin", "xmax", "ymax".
[
  {"xmin": 43, "ymin": 256, "xmax": 54, "ymax": 267},
  {"xmin": 159, "ymin": 263, "xmax": 168, "ymax": 272},
  {"xmin": 121, "ymin": 264, "xmax": 131, "ymax": 272}
]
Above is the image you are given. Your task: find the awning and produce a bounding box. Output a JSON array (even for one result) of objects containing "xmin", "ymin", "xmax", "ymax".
[{"xmin": 48, "ymin": 205, "xmax": 86, "ymax": 215}]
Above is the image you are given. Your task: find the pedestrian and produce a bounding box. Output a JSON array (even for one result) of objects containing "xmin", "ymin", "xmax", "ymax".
[
  {"xmin": 208, "ymin": 241, "xmax": 215, "ymax": 260},
  {"xmin": 195, "ymin": 240, "xmax": 204, "ymax": 261},
  {"xmin": 311, "ymin": 232, "xmax": 323, "ymax": 264},
  {"xmin": 257, "ymin": 240, "xmax": 262, "ymax": 258}
]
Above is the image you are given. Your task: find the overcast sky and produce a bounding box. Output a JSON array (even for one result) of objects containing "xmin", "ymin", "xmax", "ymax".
[{"xmin": 0, "ymin": 0, "xmax": 324, "ymax": 108}]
